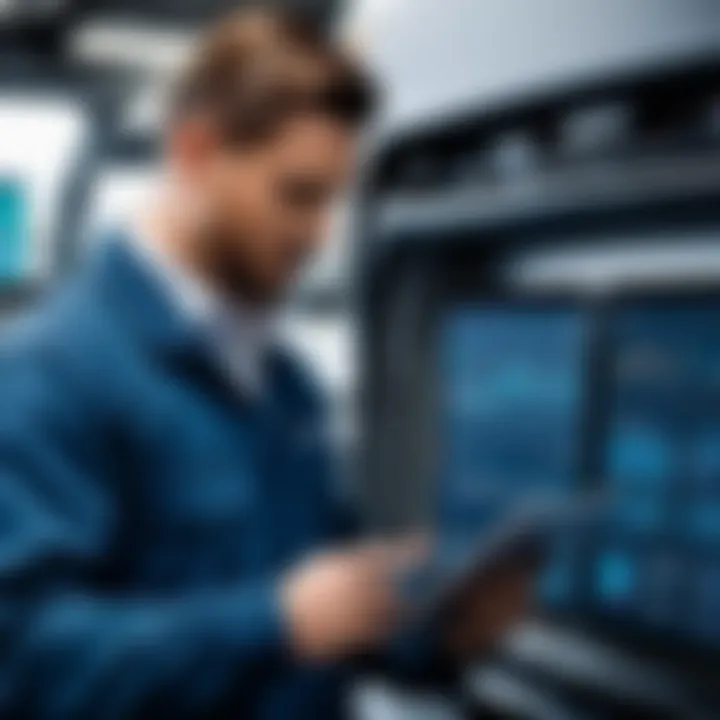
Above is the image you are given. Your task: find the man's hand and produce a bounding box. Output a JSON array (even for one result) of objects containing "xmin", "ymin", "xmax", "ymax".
[
  {"xmin": 283, "ymin": 540, "xmax": 425, "ymax": 662},
  {"xmin": 442, "ymin": 556, "xmax": 539, "ymax": 660}
]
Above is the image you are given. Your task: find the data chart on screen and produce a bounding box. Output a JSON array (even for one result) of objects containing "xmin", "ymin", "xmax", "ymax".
[{"xmin": 594, "ymin": 299, "xmax": 720, "ymax": 645}]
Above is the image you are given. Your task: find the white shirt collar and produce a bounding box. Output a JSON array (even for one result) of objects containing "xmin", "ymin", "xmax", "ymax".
[
  {"xmin": 129, "ymin": 225, "xmax": 275, "ymax": 397},
  {"xmin": 131, "ymin": 223, "xmax": 217, "ymax": 323}
]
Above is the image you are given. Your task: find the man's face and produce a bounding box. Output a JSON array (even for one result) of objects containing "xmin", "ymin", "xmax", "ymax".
[{"xmin": 174, "ymin": 114, "xmax": 357, "ymax": 303}]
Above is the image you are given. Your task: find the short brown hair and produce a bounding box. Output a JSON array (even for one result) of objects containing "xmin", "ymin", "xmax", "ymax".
[{"xmin": 170, "ymin": 9, "xmax": 377, "ymax": 144}]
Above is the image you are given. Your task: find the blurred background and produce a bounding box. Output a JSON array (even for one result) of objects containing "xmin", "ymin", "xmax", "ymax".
[{"xmin": 2, "ymin": 0, "xmax": 720, "ymax": 718}]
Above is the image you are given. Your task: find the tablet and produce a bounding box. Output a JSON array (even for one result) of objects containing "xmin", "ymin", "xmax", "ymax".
[{"xmin": 401, "ymin": 495, "xmax": 601, "ymax": 624}]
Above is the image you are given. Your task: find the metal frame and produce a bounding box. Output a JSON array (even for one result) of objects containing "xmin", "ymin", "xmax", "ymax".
[{"xmin": 356, "ymin": 60, "xmax": 720, "ymax": 695}]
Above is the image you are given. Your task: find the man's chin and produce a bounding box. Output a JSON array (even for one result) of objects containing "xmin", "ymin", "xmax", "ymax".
[
  {"xmin": 212, "ymin": 254, "xmax": 295, "ymax": 306},
  {"xmin": 226, "ymin": 273, "xmax": 288, "ymax": 307}
]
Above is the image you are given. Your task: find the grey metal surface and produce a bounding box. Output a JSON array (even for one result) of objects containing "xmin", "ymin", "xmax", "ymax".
[
  {"xmin": 374, "ymin": 153, "xmax": 720, "ymax": 242},
  {"xmin": 355, "ymin": 0, "xmax": 720, "ymax": 134},
  {"xmin": 499, "ymin": 622, "xmax": 714, "ymax": 720},
  {"xmin": 470, "ymin": 664, "xmax": 597, "ymax": 720}
]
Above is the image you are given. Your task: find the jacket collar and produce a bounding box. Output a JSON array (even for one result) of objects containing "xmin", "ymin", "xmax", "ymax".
[
  {"xmin": 87, "ymin": 233, "xmax": 294, "ymax": 407},
  {"xmin": 89, "ymin": 232, "xmax": 211, "ymax": 359}
]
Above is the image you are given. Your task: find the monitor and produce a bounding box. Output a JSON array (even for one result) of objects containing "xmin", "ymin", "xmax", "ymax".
[
  {"xmin": 439, "ymin": 303, "xmax": 588, "ymax": 604},
  {"xmin": 594, "ymin": 298, "xmax": 720, "ymax": 647},
  {"xmin": 0, "ymin": 179, "xmax": 28, "ymax": 284}
]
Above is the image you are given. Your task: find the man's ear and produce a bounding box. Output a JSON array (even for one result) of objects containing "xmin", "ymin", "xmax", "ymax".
[{"xmin": 168, "ymin": 113, "xmax": 219, "ymax": 177}]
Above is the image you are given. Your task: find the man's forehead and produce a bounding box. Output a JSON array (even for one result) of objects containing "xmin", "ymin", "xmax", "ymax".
[{"xmin": 267, "ymin": 115, "xmax": 358, "ymax": 167}]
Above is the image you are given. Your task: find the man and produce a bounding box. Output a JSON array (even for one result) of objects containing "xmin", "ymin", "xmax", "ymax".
[{"xmin": 0, "ymin": 11, "xmax": 533, "ymax": 719}]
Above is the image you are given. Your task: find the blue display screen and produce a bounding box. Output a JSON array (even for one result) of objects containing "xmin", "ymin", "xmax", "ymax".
[
  {"xmin": 0, "ymin": 180, "xmax": 28, "ymax": 283},
  {"xmin": 595, "ymin": 301, "xmax": 720, "ymax": 644},
  {"xmin": 440, "ymin": 305, "xmax": 587, "ymax": 604}
]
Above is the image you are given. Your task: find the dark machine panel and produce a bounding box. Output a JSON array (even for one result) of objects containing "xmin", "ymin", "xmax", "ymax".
[{"xmin": 360, "ymin": 60, "xmax": 720, "ymax": 717}]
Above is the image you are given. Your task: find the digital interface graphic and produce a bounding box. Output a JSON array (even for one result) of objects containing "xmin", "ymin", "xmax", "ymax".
[
  {"xmin": 440, "ymin": 304, "xmax": 587, "ymax": 604},
  {"xmin": 595, "ymin": 301, "xmax": 720, "ymax": 645}
]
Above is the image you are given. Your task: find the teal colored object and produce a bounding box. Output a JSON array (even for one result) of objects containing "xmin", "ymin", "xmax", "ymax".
[
  {"xmin": 0, "ymin": 180, "xmax": 27, "ymax": 283},
  {"xmin": 597, "ymin": 551, "xmax": 635, "ymax": 602}
]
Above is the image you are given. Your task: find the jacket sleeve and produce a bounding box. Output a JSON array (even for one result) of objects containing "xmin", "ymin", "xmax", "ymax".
[{"xmin": 0, "ymin": 349, "xmax": 288, "ymax": 719}]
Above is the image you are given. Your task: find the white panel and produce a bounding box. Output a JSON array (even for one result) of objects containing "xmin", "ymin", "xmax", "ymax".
[
  {"xmin": 0, "ymin": 98, "xmax": 89, "ymax": 278},
  {"xmin": 84, "ymin": 166, "xmax": 161, "ymax": 243},
  {"xmin": 507, "ymin": 233, "xmax": 720, "ymax": 294},
  {"xmin": 346, "ymin": 0, "xmax": 720, "ymax": 132}
]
